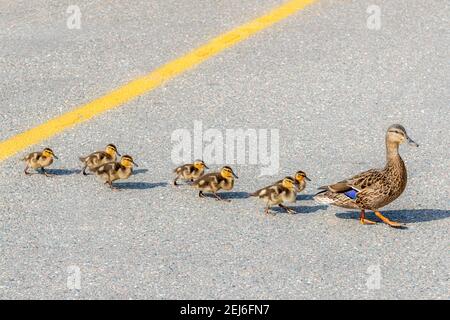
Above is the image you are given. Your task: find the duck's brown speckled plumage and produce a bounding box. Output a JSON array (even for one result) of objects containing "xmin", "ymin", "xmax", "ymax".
[
  {"xmin": 316, "ymin": 158, "xmax": 407, "ymax": 210},
  {"xmin": 314, "ymin": 124, "xmax": 418, "ymax": 227}
]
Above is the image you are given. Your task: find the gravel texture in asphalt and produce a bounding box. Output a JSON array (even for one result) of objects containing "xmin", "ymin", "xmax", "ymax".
[{"xmin": 0, "ymin": 0, "xmax": 448, "ymax": 299}]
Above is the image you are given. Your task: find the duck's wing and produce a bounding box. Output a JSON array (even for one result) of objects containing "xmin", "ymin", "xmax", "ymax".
[
  {"xmin": 251, "ymin": 184, "xmax": 283, "ymax": 200},
  {"xmin": 314, "ymin": 169, "xmax": 383, "ymax": 209},
  {"xmin": 320, "ymin": 169, "xmax": 382, "ymax": 195},
  {"xmin": 92, "ymin": 151, "xmax": 109, "ymax": 160},
  {"xmin": 251, "ymin": 184, "xmax": 274, "ymax": 197},
  {"xmin": 23, "ymin": 152, "xmax": 41, "ymax": 162},
  {"xmin": 80, "ymin": 151, "xmax": 107, "ymax": 163},
  {"xmin": 193, "ymin": 172, "xmax": 219, "ymax": 187},
  {"xmin": 174, "ymin": 164, "xmax": 192, "ymax": 174},
  {"xmin": 92, "ymin": 162, "xmax": 120, "ymax": 174}
]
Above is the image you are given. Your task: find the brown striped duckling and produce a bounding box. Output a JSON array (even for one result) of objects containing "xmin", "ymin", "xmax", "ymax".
[
  {"xmin": 92, "ymin": 155, "xmax": 138, "ymax": 190},
  {"xmin": 192, "ymin": 166, "xmax": 238, "ymax": 201},
  {"xmin": 276, "ymin": 170, "xmax": 311, "ymax": 193},
  {"xmin": 22, "ymin": 147, "xmax": 58, "ymax": 176},
  {"xmin": 314, "ymin": 124, "xmax": 418, "ymax": 228},
  {"xmin": 79, "ymin": 144, "xmax": 121, "ymax": 175},
  {"xmin": 251, "ymin": 176, "xmax": 297, "ymax": 215},
  {"xmin": 173, "ymin": 160, "xmax": 209, "ymax": 186}
]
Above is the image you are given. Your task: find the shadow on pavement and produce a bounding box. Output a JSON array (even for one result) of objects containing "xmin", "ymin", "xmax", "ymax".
[
  {"xmin": 336, "ymin": 209, "xmax": 450, "ymax": 224},
  {"xmin": 296, "ymin": 193, "xmax": 315, "ymax": 201},
  {"xmin": 46, "ymin": 168, "xmax": 81, "ymax": 176},
  {"xmin": 220, "ymin": 192, "xmax": 250, "ymax": 199},
  {"xmin": 133, "ymin": 169, "xmax": 149, "ymax": 175},
  {"xmin": 114, "ymin": 182, "xmax": 167, "ymax": 190},
  {"xmin": 271, "ymin": 205, "xmax": 328, "ymax": 214}
]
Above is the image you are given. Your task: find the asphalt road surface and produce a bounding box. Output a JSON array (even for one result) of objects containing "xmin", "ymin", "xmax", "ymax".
[{"xmin": 0, "ymin": 0, "xmax": 449, "ymax": 299}]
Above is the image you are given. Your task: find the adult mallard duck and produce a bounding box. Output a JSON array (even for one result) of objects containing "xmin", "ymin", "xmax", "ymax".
[{"xmin": 314, "ymin": 124, "xmax": 418, "ymax": 228}]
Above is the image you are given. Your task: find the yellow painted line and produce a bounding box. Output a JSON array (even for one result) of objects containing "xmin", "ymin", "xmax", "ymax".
[{"xmin": 0, "ymin": 0, "xmax": 317, "ymax": 162}]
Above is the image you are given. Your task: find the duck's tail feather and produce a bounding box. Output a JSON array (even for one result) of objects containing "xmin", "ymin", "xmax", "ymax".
[
  {"xmin": 313, "ymin": 191, "xmax": 335, "ymax": 205},
  {"xmin": 314, "ymin": 187, "xmax": 327, "ymax": 196},
  {"xmin": 313, "ymin": 188, "xmax": 361, "ymax": 209}
]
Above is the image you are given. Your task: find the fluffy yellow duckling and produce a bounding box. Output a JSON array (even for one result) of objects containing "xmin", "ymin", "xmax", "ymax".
[
  {"xmin": 92, "ymin": 155, "xmax": 138, "ymax": 190},
  {"xmin": 276, "ymin": 170, "xmax": 311, "ymax": 193},
  {"xmin": 251, "ymin": 176, "xmax": 297, "ymax": 215},
  {"xmin": 173, "ymin": 160, "xmax": 209, "ymax": 186},
  {"xmin": 79, "ymin": 144, "xmax": 121, "ymax": 175},
  {"xmin": 22, "ymin": 148, "xmax": 58, "ymax": 176},
  {"xmin": 293, "ymin": 170, "xmax": 311, "ymax": 193},
  {"xmin": 192, "ymin": 166, "xmax": 238, "ymax": 201}
]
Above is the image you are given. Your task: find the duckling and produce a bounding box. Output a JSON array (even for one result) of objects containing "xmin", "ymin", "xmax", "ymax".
[
  {"xmin": 293, "ymin": 170, "xmax": 311, "ymax": 193},
  {"xmin": 173, "ymin": 160, "xmax": 209, "ymax": 186},
  {"xmin": 92, "ymin": 155, "xmax": 138, "ymax": 190},
  {"xmin": 79, "ymin": 144, "xmax": 121, "ymax": 175},
  {"xmin": 22, "ymin": 148, "xmax": 58, "ymax": 176},
  {"xmin": 192, "ymin": 166, "xmax": 238, "ymax": 201},
  {"xmin": 276, "ymin": 170, "xmax": 311, "ymax": 193},
  {"xmin": 250, "ymin": 176, "xmax": 297, "ymax": 215},
  {"xmin": 314, "ymin": 124, "xmax": 419, "ymax": 228}
]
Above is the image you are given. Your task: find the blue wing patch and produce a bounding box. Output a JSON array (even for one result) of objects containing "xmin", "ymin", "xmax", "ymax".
[{"xmin": 344, "ymin": 189, "xmax": 358, "ymax": 200}]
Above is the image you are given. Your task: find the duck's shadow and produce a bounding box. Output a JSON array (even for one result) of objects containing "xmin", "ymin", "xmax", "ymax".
[
  {"xmin": 336, "ymin": 209, "xmax": 450, "ymax": 224},
  {"xmin": 296, "ymin": 194, "xmax": 315, "ymax": 201},
  {"xmin": 46, "ymin": 168, "xmax": 81, "ymax": 176},
  {"xmin": 114, "ymin": 182, "xmax": 167, "ymax": 190},
  {"xmin": 271, "ymin": 205, "xmax": 327, "ymax": 214}
]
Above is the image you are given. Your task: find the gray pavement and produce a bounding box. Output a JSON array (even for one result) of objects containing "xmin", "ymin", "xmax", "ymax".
[{"xmin": 0, "ymin": 0, "xmax": 449, "ymax": 299}]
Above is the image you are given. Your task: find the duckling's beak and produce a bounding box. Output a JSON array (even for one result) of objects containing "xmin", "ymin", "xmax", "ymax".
[
  {"xmin": 116, "ymin": 151, "xmax": 122, "ymax": 157},
  {"xmin": 232, "ymin": 172, "xmax": 238, "ymax": 179},
  {"xmin": 53, "ymin": 154, "xmax": 59, "ymax": 159},
  {"xmin": 305, "ymin": 176, "xmax": 311, "ymax": 181},
  {"xmin": 204, "ymin": 165, "xmax": 209, "ymax": 169},
  {"xmin": 406, "ymin": 135, "xmax": 419, "ymax": 147},
  {"xmin": 132, "ymin": 161, "xmax": 139, "ymax": 167}
]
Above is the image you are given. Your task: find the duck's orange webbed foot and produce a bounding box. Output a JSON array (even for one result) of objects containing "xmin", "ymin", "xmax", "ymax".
[
  {"xmin": 359, "ymin": 210, "xmax": 377, "ymax": 225},
  {"xmin": 374, "ymin": 211, "xmax": 404, "ymax": 228}
]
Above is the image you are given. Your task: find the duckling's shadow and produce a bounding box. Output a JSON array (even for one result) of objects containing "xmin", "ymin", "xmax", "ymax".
[
  {"xmin": 219, "ymin": 192, "xmax": 251, "ymax": 200},
  {"xmin": 46, "ymin": 168, "xmax": 81, "ymax": 176},
  {"xmin": 271, "ymin": 205, "xmax": 328, "ymax": 214},
  {"xmin": 114, "ymin": 182, "xmax": 167, "ymax": 190},
  {"xmin": 336, "ymin": 209, "xmax": 450, "ymax": 224},
  {"xmin": 133, "ymin": 169, "xmax": 149, "ymax": 175},
  {"xmin": 296, "ymin": 194, "xmax": 315, "ymax": 201}
]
